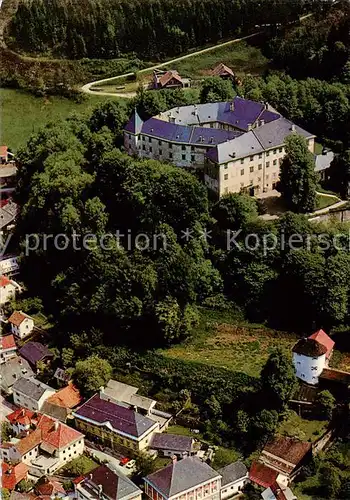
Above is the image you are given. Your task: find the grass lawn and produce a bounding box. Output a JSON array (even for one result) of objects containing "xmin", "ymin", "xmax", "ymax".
[
  {"xmin": 166, "ymin": 424, "xmax": 199, "ymax": 437},
  {"xmin": 0, "ymin": 88, "xmax": 126, "ymax": 151},
  {"xmin": 278, "ymin": 410, "xmax": 328, "ymax": 443},
  {"xmin": 159, "ymin": 308, "xmax": 298, "ymax": 377},
  {"xmin": 98, "ymin": 40, "xmax": 269, "ymax": 91},
  {"xmin": 163, "ymin": 40, "xmax": 269, "ymax": 80},
  {"xmin": 60, "ymin": 455, "xmax": 99, "ymax": 476},
  {"xmin": 153, "ymin": 457, "xmax": 171, "ymax": 470},
  {"xmin": 315, "ymin": 193, "xmax": 340, "ymax": 210}
]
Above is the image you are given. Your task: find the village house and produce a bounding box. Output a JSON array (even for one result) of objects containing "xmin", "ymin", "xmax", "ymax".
[
  {"xmin": 210, "ymin": 63, "xmax": 235, "ymax": 80},
  {"xmin": 9, "ymin": 311, "xmax": 35, "ymax": 339},
  {"xmin": 19, "ymin": 341, "xmax": 54, "ymax": 371},
  {"xmin": 149, "ymin": 432, "xmax": 197, "ymax": 458},
  {"xmin": 2, "ymin": 462, "xmax": 29, "ymax": 491},
  {"xmin": 73, "ymin": 393, "xmax": 159, "ymax": 453},
  {"xmin": 124, "ymin": 97, "xmax": 316, "ymax": 196},
  {"xmin": 259, "ymin": 436, "xmax": 312, "ymax": 482},
  {"xmin": 218, "ymin": 461, "xmax": 249, "ymax": 499},
  {"xmin": 144, "ymin": 456, "xmax": 221, "ymax": 500},
  {"xmin": 261, "ymin": 482, "xmax": 297, "ymax": 500},
  {"xmin": 0, "ymin": 334, "xmax": 17, "ymax": 364},
  {"xmin": 0, "ymin": 356, "xmax": 34, "ymax": 394},
  {"xmin": 35, "ymin": 477, "xmax": 67, "ymax": 498},
  {"xmin": 41, "ymin": 381, "xmax": 82, "ymax": 422},
  {"xmin": 12, "ymin": 376, "xmax": 56, "ymax": 411},
  {"xmin": 74, "ymin": 464, "xmax": 142, "ymax": 500},
  {"xmin": 7, "ymin": 407, "xmax": 41, "ymax": 435},
  {"xmin": 249, "ymin": 462, "xmax": 287, "ymax": 490},
  {"xmin": 0, "ymin": 255, "xmax": 20, "ymax": 276},
  {"xmin": 2, "ymin": 414, "xmax": 84, "ymax": 476},
  {"xmin": 0, "ymin": 275, "xmax": 21, "ymax": 305},
  {"xmin": 100, "ymin": 379, "xmax": 171, "ymax": 429},
  {"xmin": 153, "ymin": 70, "xmax": 190, "ymax": 90},
  {"xmin": 292, "ymin": 329, "xmax": 335, "ymax": 385},
  {"xmin": 0, "ymin": 200, "xmax": 18, "ymax": 232}
]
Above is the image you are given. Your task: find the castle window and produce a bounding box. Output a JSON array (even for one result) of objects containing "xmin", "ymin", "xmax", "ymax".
[
  {"xmin": 224, "ymin": 174, "xmax": 228, "ymax": 180},
  {"xmin": 259, "ymin": 153, "xmax": 262, "ymax": 159},
  {"xmin": 159, "ymin": 150, "xmax": 162, "ymax": 156},
  {"xmin": 250, "ymin": 166, "xmax": 254, "ymax": 173},
  {"xmin": 266, "ymin": 162, "xmax": 270, "ymax": 168},
  {"xmin": 182, "ymin": 154, "xmax": 186, "ymax": 160},
  {"xmin": 311, "ymin": 366, "xmax": 317, "ymax": 370},
  {"xmin": 240, "ymin": 169, "xmax": 244, "ymax": 176},
  {"xmin": 169, "ymin": 143, "xmax": 173, "ymax": 149},
  {"xmin": 273, "ymin": 149, "xmax": 277, "ymax": 154},
  {"xmin": 191, "ymin": 155, "xmax": 195, "ymax": 162},
  {"xmin": 279, "ymin": 147, "xmax": 283, "ymax": 153},
  {"xmin": 148, "ymin": 137, "xmax": 151, "ymax": 143},
  {"xmin": 266, "ymin": 151, "xmax": 270, "ymax": 157},
  {"xmin": 149, "ymin": 147, "xmax": 153, "ymax": 153},
  {"xmin": 250, "ymin": 156, "xmax": 254, "ymax": 161},
  {"xmin": 169, "ymin": 153, "xmax": 173, "ymax": 159},
  {"xmin": 240, "ymin": 159, "xmax": 244, "ymax": 164},
  {"xmin": 159, "ymin": 140, "xmax": 162, "ymax": 146},
  {"xmin": 273, "ymin": 159, "xmax": 277, "ymax": 166},
  {"xmin": 182, "ymin": 145, "xmax": 186, "ymax": 151},
  {"xmin": 258, "ymin": 164, "xmax": 262, "ymax": 170}
]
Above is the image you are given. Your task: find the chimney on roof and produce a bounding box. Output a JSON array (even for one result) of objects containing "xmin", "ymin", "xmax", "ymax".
[
  {"xmin": 210, "ymin": 137, "xmax": 214, "ymax": 144},
  {"xmin": 54, "ymin": 421, "xmax": 59, "ymax": 431},
  {"xmin": 229, "ymin": 102, "xmax": 235, "ymax": 112},
  {"xmin": 260, "ymin": 119, "xmax": 265, "ymax": 127},
  {"xmin": 291, "ymin": 124, "xmax": 296, "ymax": 132},
  {"xmin": 248, "ymin": 123, "xmax": 252, "ymax": 131}
]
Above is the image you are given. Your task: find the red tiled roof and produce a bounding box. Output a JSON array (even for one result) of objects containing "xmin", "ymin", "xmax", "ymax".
[
  {"xmin": 159, "ymin": 71, "xmax": 182, "ymax": 87},
  {"xmin": 1, "ymin": 334, "xmax": 16, "ymax": 351},
  {"xmin": 7, "ymin": 408, "xmax": 38, "ymax": 427},
  {"xmin": 46, "ymin": 382, "xmax": 82, "ymax": 409},
  {"xmin": 15, "ymin": 414, "xmax": 82, "ymax": 455},
  {"xmin": 292, "ymin": 338, "xmax": 327, "ymax": 357},
  {"xmin": 8, "ymin": 311, "xmax": 32, "ymax": 327},
  {"xmin": 2, "ymin": 462, "xmax": 29, "ymax": 490},
  {"xmin": 0, "ymin": 146, "xmax": 8, "ymax": 158},
  {"xmin": 263, "ymin": 436, "xmax": 311, "ymax": 467},
  {"xmin": 211, "ymin": 63, "xmax": 235, "ymax": 77},
  {"xmin": 249, "ymin": 462, "xmax": 278, "ymax": 488},
  {"xmin": 36, "ymin": 479, "xmax": 65, "ymax": 496},
  {"xmin": 16, "ymin": 428, "xmax": 43, "ymax": 455},
  {"xmin": 0, "ymin": 275, "xmax": 11, "ymax": 287},
  {"xmin": 320, "ymin": 368, "xmax": 350, "ymax": 385},
  {"xmin": 308, "ymin": 329, "xmax": 335, "ymax": 358}
]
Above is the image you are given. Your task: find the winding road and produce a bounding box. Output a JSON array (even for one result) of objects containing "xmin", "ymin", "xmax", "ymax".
[
  {"xmin": 81, "ymin": 32, "xmax": 263, "ymax": 97},
  {"xmin": 81, "ymin": 13, "xmax": 314, "ymax": 98}
]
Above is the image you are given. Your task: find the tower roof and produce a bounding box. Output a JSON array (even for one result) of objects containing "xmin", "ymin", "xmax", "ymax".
[
  {"xmin": 124, "ymin": 109, "xmax": 143, "ymax": 135},
  {"xmin": 308, "ymin": 329, "xmax": 334, "ymax": 358},
  {"xmin": 292, "ymin": 338, "xmax": 327, "ymax": 357}
]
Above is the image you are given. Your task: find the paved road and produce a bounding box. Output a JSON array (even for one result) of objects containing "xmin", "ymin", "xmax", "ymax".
[{"xmin": 85, "ymin": 447, "xmax": 134, "ymax": 476}]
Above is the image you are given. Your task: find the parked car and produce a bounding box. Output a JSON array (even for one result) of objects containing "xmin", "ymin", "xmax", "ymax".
[
  {"xmin": 125, "ymin": 459, "xmax": 136, "ymax": 469},
  {"xmin": 120, "ymin": 457, "xmax": 130, "ymax": 465}
]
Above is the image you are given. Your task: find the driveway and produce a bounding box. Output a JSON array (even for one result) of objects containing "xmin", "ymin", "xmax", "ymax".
[{"xmin": 85, "ymin": 447, "xmax": 134, "ymax": 477}]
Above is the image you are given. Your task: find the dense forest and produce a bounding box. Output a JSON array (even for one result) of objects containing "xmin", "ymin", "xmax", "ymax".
[
  {"xmin": 7, "ymin": 0, "xmax": 317, "ymax": 59},
  {"xmin": 266, "ymin": 0, "xmax": 350, "ymax": 80}
]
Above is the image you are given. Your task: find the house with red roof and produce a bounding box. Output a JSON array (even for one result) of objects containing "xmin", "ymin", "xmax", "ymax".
[
  {"xmin": 41, "ymin": 382, "xmax": 82, "ymax": 422},
  {"xmin": 249, "ymin": 462, "xmax": 280, "ymax": 490},
  {"xmin": 35, "ymin": 477, "xmax": 66, "ymax": 498},
  {"xmin": 0, "ymin": 334, "xmax": 17, "ymax": 364},
  {"xmin": 292, "ymin": 329, "xmax": 336, "ymax": 385},
  {"xmin": 7, "ymin": 408, "xmax": 41, "ymax": 435},
  {"xmin": 9, "ymin": 311, "xmax": 35, "ymax": 340},
  {"xmin": 153, "ymin": 70, "xmax": 190, "ymax": 90},
  {"xmin": 262, "ymin": 482, "xmax": 297, "ymax": 500},
  {"xmin": 210, "ymin": 63, "xmax": 235, "ymax": 80},
  {"xmin": 2, "ymin": 413, "xmax": 84, "ymax": 475},
  {"xmin": 0, "ymin": 275, "xmax": 21, "ymax": 305},
  {"xmin": 2, "ymin": 462, "xmax": 29, "ymax": 490}
]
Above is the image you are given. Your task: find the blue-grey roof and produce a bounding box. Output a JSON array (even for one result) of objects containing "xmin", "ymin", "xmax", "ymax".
[
  {"xmin": 124, "ymin": 109, "xmax": 143, "ymax": 135},
  {"xmin": 157, "ymin": 97, "xmax": 278, "ymax": 132},
  {"xmin": 12, "ymin": 376, "xmax": 54, "ymax": 401},
  {"xmin": 80, "ymin": 464, "xmax": 141, "ymax": 500},
  {"xmin": 145, "ymin": 457, "xmax": 220, "ymax": 498},
  {"xmin": 141, "ymin": 118, "xmax": 239, "ymax": 146},
  {"xmin": 207, "ymin": 130, "xmax": 264, "ymax": 163},
  {"xmin": 252, "ymin": 117, "xmax": 314, "ymax": 149},
  {"xmin": 218, "ymin": 461, "xmax": 248, "ymax": 486},
  {"xmin": 150, "ymin": 433, "xmax": 193, "ymax": 452}
]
